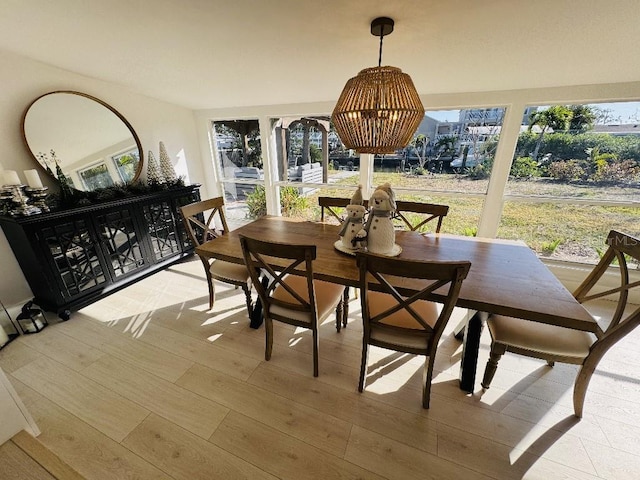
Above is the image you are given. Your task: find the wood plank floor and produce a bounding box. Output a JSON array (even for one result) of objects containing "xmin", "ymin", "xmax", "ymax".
[{"xmin": 2, "ymin": 256, "xmax": 640, "ymax": 479}]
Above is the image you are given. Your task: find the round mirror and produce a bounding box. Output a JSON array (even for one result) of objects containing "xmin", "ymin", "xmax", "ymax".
[{"xmin": 21, "ymin": 91, "xmax": 143, "ymax": 191}]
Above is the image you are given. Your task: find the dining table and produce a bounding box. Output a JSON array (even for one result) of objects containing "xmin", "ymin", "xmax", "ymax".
[{"xmin": 195, "ymin": 215, "xmax": 597, "ymax": 392}]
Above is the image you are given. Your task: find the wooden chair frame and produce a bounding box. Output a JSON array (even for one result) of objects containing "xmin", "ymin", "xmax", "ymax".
[
  {"xmin": 482, "ymin": 229, "xmax": 640, "ymax": 417},
  {"xmin": 393, "ymin": 200, "xmax": 449, "ymax": 233},
  {"xmin": 356, "ymin": 252, "xmax": 470, "ymax": 408},
  {"xmin": 180, "ymin": 197, "xmax": 252, "ymax": 315},
  {"xmin": 318, "ymin": 196, "xmax": 358, "ymax": 223},
  {"xmin": 239, "ymin": 235, "xmax": 344, "ymax": 377}
]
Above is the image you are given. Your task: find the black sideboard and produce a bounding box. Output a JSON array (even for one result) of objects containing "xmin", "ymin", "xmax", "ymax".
[{"xmin": 0, "ymin": 185, "xmax": 200, "ymax": 319}]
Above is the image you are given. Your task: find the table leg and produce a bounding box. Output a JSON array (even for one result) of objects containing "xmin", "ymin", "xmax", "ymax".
[
  {"xmin": 249, "ymin": 275, "xmax": 268, "ymax": 329},
  {"xmin": 458, "ymin": 310, "xmax": 488, "ymax": 392},
  {"xmin": 342, "ymin": 287, "xmax": 350, "ymax": 330}
]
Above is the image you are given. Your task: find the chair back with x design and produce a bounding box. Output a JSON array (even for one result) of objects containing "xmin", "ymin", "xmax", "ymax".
[
  {"xmin": 392, "ymin": 201, "xmax": 449, "ymax": 233},
  {"xmin": 240, "ymin": 234, "xmax": 344, "ymax": 376},
  {"xmin": 356, "ymin": 251, "xmax": 470, "ymax": 407}
]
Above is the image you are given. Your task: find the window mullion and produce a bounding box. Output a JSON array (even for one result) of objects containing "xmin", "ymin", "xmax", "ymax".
[
  {"xmin": 359, "ymin": 153, "xmax": 374, "ymax": 198},
  {"xmin": 260, "ymin": 116, "xmax": 280, "ymax": 216},
  {"xmin": 477, "ymin": 103, "xmax": 527, "ymax": 237}
]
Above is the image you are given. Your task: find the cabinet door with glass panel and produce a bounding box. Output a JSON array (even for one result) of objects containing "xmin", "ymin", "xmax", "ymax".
[
  {"xmin": 141, "ymin": 199, "xmax": 183, "ymax": 261},
  {"xmin": 38, "ymin": 218, "xmax": 109, "ymax": 301},
  {"xmin": 94, "ymin": 207, "xmax": 148, "ymax": 279}
]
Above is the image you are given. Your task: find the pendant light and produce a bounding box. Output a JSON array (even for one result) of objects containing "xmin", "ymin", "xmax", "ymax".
[{"xmin": 332, "ymin": 17, "xmax": 425, "ymax": 154}]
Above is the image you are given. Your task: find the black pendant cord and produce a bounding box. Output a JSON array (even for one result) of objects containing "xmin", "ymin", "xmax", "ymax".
[{"xmin": 378, "ymin": 33, "xmax": 384, "ymax": 67}]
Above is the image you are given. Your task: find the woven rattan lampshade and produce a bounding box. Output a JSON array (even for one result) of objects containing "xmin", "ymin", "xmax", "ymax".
[
  {"xmin": 332, "ymin": 17, "xmax": 425, "ymax": 154},
  {"xmin": 332, "ymin": 66, "xmax": 424, "ymax": 154}
]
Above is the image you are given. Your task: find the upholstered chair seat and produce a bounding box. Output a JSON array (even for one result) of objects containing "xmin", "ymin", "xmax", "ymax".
[
  {"xmin": 271, "ymin": 275, "xmax": 345, "ymax": 325},
  {"xmin": 487, "ymin": 315, "xmax": 595, "ymax": 359}
]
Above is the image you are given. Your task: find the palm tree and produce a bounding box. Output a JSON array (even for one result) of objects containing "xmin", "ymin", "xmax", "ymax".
[
  {"xmin": 435, "ymin": 135, "xmax": 457, "ymax": 159},
  {"xmin": 568, "ymin": 105, "xmax": 596, "ymax": 133},
  {"xmin": 528, "ymin": 105, "xmax": 572, "ymax": 160}
]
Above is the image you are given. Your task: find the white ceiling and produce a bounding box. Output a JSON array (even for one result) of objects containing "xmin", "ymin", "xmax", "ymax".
[{"xmin": 1, "ymin": 0, "xmax": 639, "ymax": 111}]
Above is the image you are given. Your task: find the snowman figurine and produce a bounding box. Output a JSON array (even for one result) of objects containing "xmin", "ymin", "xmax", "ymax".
[
  {"xmin": 363, "ymin": 183, "xmax": 397, "ymax": 255},
  {"xmin": 338, "ymin": 204, "xmax": 367, "ymax": 250}
]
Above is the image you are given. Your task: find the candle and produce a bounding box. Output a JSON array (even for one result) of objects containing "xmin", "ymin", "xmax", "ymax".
[
  {"xmin": 3, "ymin": 170, "xmax": 21, "ymax": 186},
  {"xmin": 24, "ymin": 318, "xmax": 44, "ymax": 333},
  {"xmin": 24, "ymin": 169, "xmax": 43, "ymax": 189},
  {"xmin": 0, "ymin": 324, "xmax": 9, "ymax": 347}
]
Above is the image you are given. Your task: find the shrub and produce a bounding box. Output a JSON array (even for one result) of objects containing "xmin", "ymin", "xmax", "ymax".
[
  {"xmin": 246, "ymin": 185, "xmax": 267, "ymax": 218},
  {"xmin": 466, "ymin": 157, "xmax": 493, "ymax": 179},
  {"xmin": 516, "ymin": 131, "xmax": 640, "ymax": 163},
  {"xmin": 280, "ymin": 186, "xmax": 309, "ymax": 216},
  {"xmin": 246, "ymin": 185, "xmax": 309, "ymax": 219},
  {"xmin": 547, "ymin": 160, "xmax": 586, "ymax": 181},
  {"xmin": 591, "ymin": 159, "xmax": 640, "ymax": 184},
  {"xmin": 510, "ymin": 156, "xmax": 540, "ymax": 179}
]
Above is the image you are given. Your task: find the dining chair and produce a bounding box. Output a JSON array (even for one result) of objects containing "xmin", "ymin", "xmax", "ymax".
[
  {"xmin": 392, "ymin": 200, "xmax": 449, "ymax": 233},
  {"xmin": 481, "ymin": 229, "xmax": 640, "ymax": 418},
  {"xmin": 356, "ymin": 251, "xmax": 471, "ymax": 408},
  {"xmin": 239, "ymin": 234, "xmax": 345, "ymax": 377},
  {"xmin": 180, "ymin": 197, "xmax": 253, "ymax": 315}
]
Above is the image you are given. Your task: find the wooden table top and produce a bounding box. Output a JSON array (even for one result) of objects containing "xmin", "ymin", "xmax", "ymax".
[{"xmin": 196, "ymin": 216, "xmax": 597, "ymax": 333}]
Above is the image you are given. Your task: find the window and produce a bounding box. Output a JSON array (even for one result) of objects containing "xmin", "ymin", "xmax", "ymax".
[
  {"xmin": 274, "ymin": 116, "xmax": 358, "ymax": 184},
  {"xmin": 212, "ymin": 119, "xmax": 263, "ymax": 228},
  {"xmin": 264, "ymin": 116, "xmax": 358, "ymax": 220},
  {"xmin": 497, "ymin": 101, "xmax": 640, "ymax": 263},
  {"xmin": 371, "ymin": 108, "xmax": 505, "ymax": 235},
  {"xmin": 234, "ymin": 108, "xmax": 503, "ymax": 233},
  {"xmin": 78, "ymin": 162, "xmax": 114, "ymax": 190},
  {"xmin": 112, "ymin": 148, "xmax": 140, "ymax": 183}
]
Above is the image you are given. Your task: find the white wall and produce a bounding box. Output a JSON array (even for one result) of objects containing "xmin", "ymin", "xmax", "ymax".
[
  {"xmin": 0, "ymin": 367, "xmax": 39, "ymax": 444},
  {"xmin": 0, "ymin": 48, "xmax": 210, "ymax": 319}
]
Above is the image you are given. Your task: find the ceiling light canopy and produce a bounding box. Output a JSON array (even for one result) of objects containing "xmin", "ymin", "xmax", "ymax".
[{"xmin": 332, "ymin": 17, "xmax": 425, "ymax": 155}]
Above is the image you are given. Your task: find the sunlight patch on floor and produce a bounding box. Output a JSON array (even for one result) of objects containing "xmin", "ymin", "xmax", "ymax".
[
  {"xmin": 201, "ymin": 305, "xmax": 244, "ymax": 325},
  {"xmin": 123, "ymin": 311, "xmax": 153, "ymax": 338},
  {"xmin": 207, "ymin": 333, "xmax": 224, "ymax": 342},
  {"xmin": 364, "ymin": 351, "xmax": 423, "ymax": 394}
]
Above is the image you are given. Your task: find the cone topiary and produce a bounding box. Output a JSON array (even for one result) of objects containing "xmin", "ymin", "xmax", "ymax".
[
  {"xmin": 147, "ymin": 150, "xmax": 164, "ymax": 184},
  {"xmin": 158, "ymin": 141, "xmax": 177, "ymax": 182}
]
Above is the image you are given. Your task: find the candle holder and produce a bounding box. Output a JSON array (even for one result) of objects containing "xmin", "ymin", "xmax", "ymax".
[
  {"xmin": 25, "ymin": 186, "xmax": 50, "ymax": 213},
  {"xmin": 0, "ymin": 184, "xmax": 42, "ymax": 216},
  {"xmin": 16, "ymin": 300, "xmax": 48, "ymax": 334},
  {"xmin": 0, "ymin": 186, "xmax": 13, "ymax": 216},
  {"xmin": 0, "ymin": 299, "xmax": 20, "ymax": 351}
]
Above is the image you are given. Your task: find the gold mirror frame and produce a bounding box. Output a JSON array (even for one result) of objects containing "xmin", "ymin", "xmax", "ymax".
[{"xmin": 21, "ymin": 91, "xmax": 143, "ymax": 191}]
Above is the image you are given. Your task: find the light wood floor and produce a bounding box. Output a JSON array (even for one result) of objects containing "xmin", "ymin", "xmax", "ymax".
[{"xmin": 1, "ymin": 256, "xmax": 640, "ymax": 480}]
